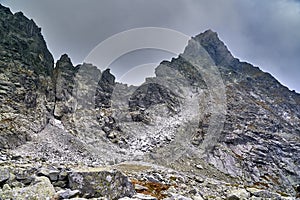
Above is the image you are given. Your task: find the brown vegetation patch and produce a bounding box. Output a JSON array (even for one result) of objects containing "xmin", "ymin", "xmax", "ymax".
[{"xmin": 131, "ymin": 179, "xmax": 174, "ymax": 200}]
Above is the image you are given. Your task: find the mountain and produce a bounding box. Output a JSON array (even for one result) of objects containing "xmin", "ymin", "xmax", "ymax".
[{"xmin": 0, "ymin": 4, "xmax": 300, "ymax": 200}]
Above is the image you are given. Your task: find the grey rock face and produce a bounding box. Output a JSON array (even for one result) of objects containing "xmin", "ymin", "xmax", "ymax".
[
  {"xmin": 193, "ymin": 29, "xmax": 236, "ymax": 67},
  {"xmin": 0, "ymin": 4, "xmax": 54, "ymax": 148},
  {"xmin": 53, "ymin": 54, "xmax": 77, "ymax": 119},
  {"xmin": 95, "ymin": 68, "xmax": 116, "ymax": 109},
  {"xmin": 68, "ymin": 168, "xmax": 135, "ymax": 199},
  {"xmin": 129, "ymin": 83, "xmax": 180, "ymax": 113},
  {"xmin": 187, "ymin": 30, "xmax": 300, "ymax": 196}
]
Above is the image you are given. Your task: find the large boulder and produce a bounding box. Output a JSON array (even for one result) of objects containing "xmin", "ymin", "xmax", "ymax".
[
  {"xmin": 0, "ymin": 176, "xmax": 55, "ymax": 200},
  {"xmin": 68, "ymin": 168, "xmax": 135, "ymax": 199}
]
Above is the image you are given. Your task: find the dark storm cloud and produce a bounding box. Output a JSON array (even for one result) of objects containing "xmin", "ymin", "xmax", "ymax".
[{"xmin": 1, "ymin": 0, "xmax": 300, "ymax": 91}]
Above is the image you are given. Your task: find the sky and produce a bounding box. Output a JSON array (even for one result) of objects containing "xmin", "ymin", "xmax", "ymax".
[{"xmin": 1, "ymin": 0, "xmax": 299, "ymax": 92}]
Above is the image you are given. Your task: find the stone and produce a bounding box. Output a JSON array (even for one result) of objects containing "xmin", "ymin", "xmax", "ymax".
[
  {"xmin": 246, "ymin": 188, "xmax": 281, "ymax": 199},
  {"xmin": 58, "ymin": 170, "xmax": 68, "ymax": 181},
  {"xmin": 0, "ymin": 168, "xmax": 10, "ymax": 184},
  {"xmin": 108, "ymin": 131, "xmax": 117, "ymax": 139},
  {"xmin": 48, "ymin": 170, "xmax": 60, "ymax": 181},
  {"xmin": 118, "ymin": 198, "xmax": 133, "ymax": 200},
  {"xmin": 56, "ymin": 188, "xmax": 80, "ymax": 199},
  {"xmin": 167, "ymin": 194, "xmax": 193, "ymax": 200},
  {"xmin": 166, "ymin": 185, "xmax": 178, "ymax": 193},
  {"xmin": 194, "ymin": 176, "xmax": 204, "ymax": 183},
  {"xmin": 134, "ymin": 183, "xmax": 148, "ymax": 191},
  {"xmin": 226, "ymin": 195, "xmax": 240, "ymax": 200},
  {"xmin": 0, "ymin": 176, "xmax": 55, "ymax": 200},
  {"xmin": 37, "ymin": 168, "xmax": 50, "ymax": 177},
  {"xmin": 0, "ymin": 154, "xmax": 7, "ymax": 161},
  {"xmin": 2, "ymin": 183, "xmax": 11, "ymax": 191},
  {"xmin": 192, "ymin": 195, "xmax": 205, "ymax": 200},
  {"xmin": 68, "ymin": 168, "xmax": 135, "ymax": 199},
  {"xmin": 195, "ymin": 164, "xmax": 203, "ymax": 170},
  {"xmin": 11, "ymin": 181, "xmax": 24, "ymax": 188},
  {"xmin": 15, "ymin": 174, "xmax": 34, "ymax": 185},
  {"xmin": 67, "ymin": 198, "xmax": 90, "ymax": 200},
  {"xmin": 227, "ymin": 189, "xmax": 250, "ymax": 200},
  {"xmin": 52, "ymin": 180, "xmax": 67, "ymax": 188},
  {"xmin": 133, "ymin": 193, "xmax": 158, "ymax": 200}
]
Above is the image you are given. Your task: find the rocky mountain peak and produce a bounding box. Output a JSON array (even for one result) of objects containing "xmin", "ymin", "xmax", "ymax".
[
  {"xmin": 55, "ymin": 53, "xmax": 74, "ymax": 70},
  {"xmin": 192, "ymin": 29, "xmax": 236, "ymax": 66},
  {"xmin": 57, "ymin": 53, "xmax": 72, "ymax": 64},
  {"xmin": 52, "ymin": 54, "xmax": 77, "ymax": 119},
  {"xmin": 95, "ymin": 68, "xmax": 116, "ymax": 109},
  {"xmin": 0, "ymin": 4, "xmax": 54, "ymax": 75},
  {"xmin": 101, "ymin": 69, "xmax": 115, "ymax": 84},
  {"xmin": 0, "ymin": 3, "xmax": 11, "ymax": 14}
]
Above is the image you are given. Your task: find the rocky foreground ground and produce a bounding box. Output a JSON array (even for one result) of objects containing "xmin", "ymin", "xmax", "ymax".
[{"xmin": 1, "ymin": 151, "xmax": 298, "ymax": 200}]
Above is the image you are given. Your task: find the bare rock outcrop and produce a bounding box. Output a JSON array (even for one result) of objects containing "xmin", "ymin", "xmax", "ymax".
[{"xmin": 0, "ymin": 4, "xmax": 54, "ymax": 148}]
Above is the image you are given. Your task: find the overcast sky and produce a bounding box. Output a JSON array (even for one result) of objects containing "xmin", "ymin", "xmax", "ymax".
[{"xmin": 1, "ymin": 0, "xmax": 300, "ymax": 92}]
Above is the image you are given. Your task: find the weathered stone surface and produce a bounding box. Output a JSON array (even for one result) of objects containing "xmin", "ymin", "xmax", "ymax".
[
  {"xmin": 227, "ymin": 189, "xmax": 250, "ymax": 200},
  {"xmin": 0, "ymin": 176, "xmax": 55, "ymax": 200},
  {"xmin": 53, "ymin": 54, "xmax": 77, "ymax": 119},
  {"xmin": 193, "ymin": 29, "xmax": 237, "ymax": 67},
  {"xmin": 55, "ymin": 188, "xmax": 80, "ymax": 199},
  {"xmin": 129, "ymin": 82, "xmax": 180, "ymax": 113},
  {"xmin": 133, "ymin": 193, "xmax": 158, "ymax": 200},
  {"xmin": 0, "ymin": 167, "xmax": 10, "ymax": 185},
  {"xmin": 68, "ymin": 168, "xmax": 135, "ymax": 199},
  {"xmin": 48, "ymin": 170, "xmax": 60, "ymax": 181},
  {"xmin": 95, "ymin": 68, "xmax": 116, "ymax": 109},
  {"xmin": 0, "ymin": 4, "xmax": 54, "ymax": 148},
  {"xmin": 192, "ymin": 196, "xmax": 204, "ymax": 200}
]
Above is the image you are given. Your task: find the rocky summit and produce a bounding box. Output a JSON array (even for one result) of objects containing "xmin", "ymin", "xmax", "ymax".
[{"xmin": 0, "ymin": 4, "xmax": 300, "ymax": 200}]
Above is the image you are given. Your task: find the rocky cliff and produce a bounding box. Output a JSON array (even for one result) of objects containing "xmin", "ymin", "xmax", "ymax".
[
  {"xmin": 1, "ymin": 4, "xmax": 300, "ymax": 200},
  {"xmin": 0, "ymin": 5, "xmax": 54, "ymax": 149}
]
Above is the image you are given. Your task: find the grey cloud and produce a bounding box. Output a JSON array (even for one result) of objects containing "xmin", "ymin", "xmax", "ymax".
[{"xmin": 1, "ymin": 0, "xmax": 299, "ymax": 91}]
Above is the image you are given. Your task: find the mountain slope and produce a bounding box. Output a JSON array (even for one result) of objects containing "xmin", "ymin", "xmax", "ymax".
[{"xmin": 1, "ymin": 4, "xmax": 300, "ymax": 199}]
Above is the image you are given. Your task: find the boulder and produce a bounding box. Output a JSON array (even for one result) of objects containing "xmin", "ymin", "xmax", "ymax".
[
  {"xmin": 0, "ymin": 167, "xmax": 10, "ymax": 185},
  {"xmin": 55, "ymin": 188, "xmax": 81, "ymax": 199},
  {"xmin": 227, "ymin": 188, "xmax": 250, "ymax": 200},
  {"xmin": 0, "ymin": 176, "xmax": 55, "ymax": 200},
  {"xmin": 68, "ymin": 168, "xmax": 135, "ymax": 199}
]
